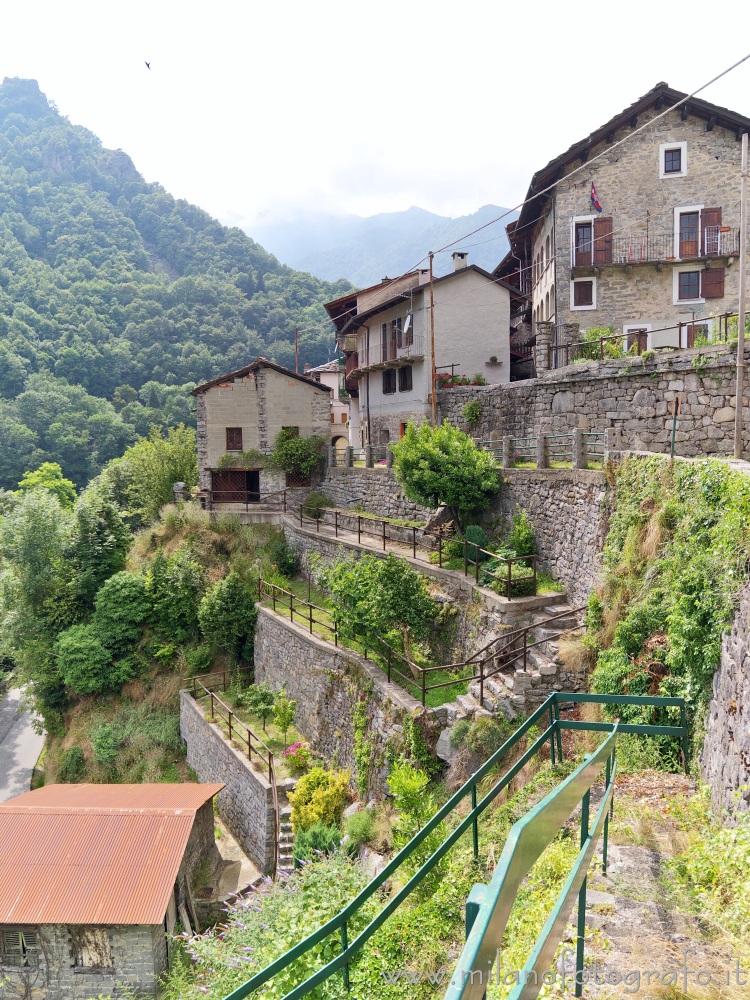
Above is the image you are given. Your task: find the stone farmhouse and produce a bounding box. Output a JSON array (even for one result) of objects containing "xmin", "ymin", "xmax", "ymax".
[
  {"xmin": 191, "ymin": 358, "xmax": 330, "ymax": 506},
  {"xmin": 0, "ymin": 783, "xmax": 222, "ymax": 1000},
  {"xmin": 497, "ymin": 82, "xmax": 750, "ymax": 368},
  {"xmin": 325, "ymin": 256, "xmax": 520, "ymax": 445}
]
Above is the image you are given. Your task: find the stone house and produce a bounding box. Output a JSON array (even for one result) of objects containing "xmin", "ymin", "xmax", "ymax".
[
  {"xmin": 303, "ymin": 359, "xmax": 360, "ymax": 451},
  {"xmin": 325, "ymin": 256, "xmax": 517, "ymax": 444},
  {"xmin": 497, "ymin": 82, "xmax": 750, "ymax": 366},
  {"xmin": 0, "ymin": 782, "xmax": 222, "ymax": 1000},
  {"xmin": 191, "ymin": 358, "xmax": 330, "ymax": 506}
]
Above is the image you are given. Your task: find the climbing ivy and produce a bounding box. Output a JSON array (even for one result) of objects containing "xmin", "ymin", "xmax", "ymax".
[{"xmin": 352, "ymin": 699, "xmax": 372, "ymax": 798}]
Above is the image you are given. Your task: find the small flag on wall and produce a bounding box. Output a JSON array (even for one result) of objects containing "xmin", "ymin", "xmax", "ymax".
[{"xmin": 591, "ymin": 182, "xmax": 603, "ymax": 213}]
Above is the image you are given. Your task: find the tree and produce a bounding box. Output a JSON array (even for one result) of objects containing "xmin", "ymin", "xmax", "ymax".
[
  {"xmin": 321, "ymin": 553, "xmax": 438, "ymax": 672},
  {"xmin": 273, "ymin": 688, "xmax": 297, "ymax": 748},
  {"xmin": 245, "ymin": 682, "xmax": 275, "ymax": 731},
  {"xmin": 390, "ymin": 421, "xmax": 500, "ymax": 529},
  {"xmin": 69, "ymin": 484, "xmax": 130, "ymax": 607},
  {"xmin": 108, "ymin": 424, "xmax": 198, "ymax": 526},
  {"xmin": 270, "ymin": 428, "xmax": 326, "ymax": 481},
  {"xmin": 17, "ymin": 462, "xmax": 76, "ymax": 508},
  {"xmin": 198, "ymin": 571, "xmax": 258, "ymax": 661}
]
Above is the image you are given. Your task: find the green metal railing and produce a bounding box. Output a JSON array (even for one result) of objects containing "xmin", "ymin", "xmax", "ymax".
[{"xmin": 220, "ymin": 692, "xmax": 688, "ymax": 1000}]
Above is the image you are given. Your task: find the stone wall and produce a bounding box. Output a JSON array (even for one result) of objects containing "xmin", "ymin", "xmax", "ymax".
[
  {"xmin": 180, "ymin": 691, "xmax": 275, "ymax": 873},
  {"xmin": 321, "ymin": 466, "xmax": 431, "ymax": 521},
  {"xmin": 701, "ymin": 581, "xmax": 750, "ymax": 819},
  {"xmin": 438, "ymin": 344, "xmax": 750, "ymax": 458},
  {"xmin": 491, "ymin": 468, "xmax": 607, "ymax": 606},
  {"xmin": 0, "ymin": 924, "xmax": 166, "ymax": 1000},
  {"xmin": 254, "ymin": 606, "xmax": 429, "ymax": 798}
]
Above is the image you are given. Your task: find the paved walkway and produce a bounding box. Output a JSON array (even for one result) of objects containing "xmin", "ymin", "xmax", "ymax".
[{"xmin": 0, "ymin": 687, "xmax": 45, "ymax": 803}]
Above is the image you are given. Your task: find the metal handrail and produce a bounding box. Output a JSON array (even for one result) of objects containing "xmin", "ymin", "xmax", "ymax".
[
  {"xmin": 445, "ymin": 725, "xmax": 619, "ymax": 999},
  {"xmin": 220, "ymin": 693, "xmax": 688, "ymax": 1000}
]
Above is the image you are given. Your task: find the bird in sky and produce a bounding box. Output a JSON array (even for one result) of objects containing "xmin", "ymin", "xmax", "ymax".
[{"xmin": 145, "ymin": 61, "xmax": 151, "ymax": 70}]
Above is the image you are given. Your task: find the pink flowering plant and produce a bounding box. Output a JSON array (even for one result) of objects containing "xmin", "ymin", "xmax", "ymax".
[{"xmin": 284, "ymin": 742, "xmax": 312, "ymax": 772}]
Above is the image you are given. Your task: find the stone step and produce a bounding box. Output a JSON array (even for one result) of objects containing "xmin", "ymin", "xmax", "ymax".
[
  {"xmin": 455, "ymin": 693, "xmax": 482, "ymax": 715},
  {"xmin": 280, "ymin": 821, "xmax": 293, "ymax": 832}
]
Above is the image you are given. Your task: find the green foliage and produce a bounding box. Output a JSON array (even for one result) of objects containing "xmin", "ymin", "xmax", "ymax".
[
  {"xmin": 90, "ymin": 571, "xmax": 150, "ymax": 657},
  {"xmin": 198, "ymin": 571, "xmax": 258, "ymax": 661},
  {"xmin": 293, "ymin": 821, "xmax": 341, "ymax": 863},
  {"xmin": 464, "ymin": 523, "xmax": 491, "ymax": 563},
  {"xmin": 17, "ymin": 462, "xmax": 76, "ymax": 508},
  {"xmin": 69, "ymin": 484, "xmax": 130, "ymax": 607},
  {"xmin": 352, "ymin": 700, "xmax": 372, "ymax": 797},
  {"xmin": 390, "ymin": 420, "xmax": 500, "ymax": 527},
  {"xmin": 147, "ymin": 548, "xmax": 206, "ymax": 641},
  {"xmin": 265, "ymin": 531, "xmax": 299, "ymax": 576},
  {"xmin": 301, "ymin": 490, "xmax": 334, "ymax": 520},
  {"xmin": 106, "ymin": 425, "xmax": 198, "ymax": 526},
  {"xmin": 506, "ymin": 506, "xmax": 537, "ymax": 557},
  {"xmin": 402, "ymin": 713, "xmax": 440, "ymax": 776},
  {"xmin": 288, "ymin": 766, "xmax": 350, "ymax": 832},
  {"xmin": 449, "ymin": 718, "xmax": 471, "ymax": 748},
  {"xmin": 464, "ymin": 716, "xmax": 509, "ymax": 760},
  {"xmin": 216, "ymin": 449, "xmax": 269, "ymax": 469},
  {"xmin": 388, "ymin": 760, "xmax": 446, "ymax": 879},
  {"xmin": 270, "ymin": 428, "xmax": 326, "ymax": 479},
  {"xmin": 461, "ymin": 400, "xmax": 482, "ymax": 427},
  {"xmin": 58, "ymin": 744, "xmax": 85, "ymax": 782},
  {"xmin": 183, "ymin": 644, "xmax": 213, "ymax": 676},
  {"xmin": 591, "ymin": 457, "xmax": 750, "ymax": 761},
  {"xmin": 91, "ymin": 722, "xmax": 123, "ymax": 767},
  {"xmin": 56, "ymin": 624, "xmax": 113, "ymax": 695},
  {"xmin": 242, "ymin": 682, "xmax": 275, "ymax": 731},
  {"xmin": 345, "ymin": 809, "xmax": 375, "ymax": 848},
  {"xmin": 322, "ymin": 553, "xmax": 438, "ymax": 662},
  {"xmin": 272, "ymin": 688, "xmax": 297, "ymax": 748}
]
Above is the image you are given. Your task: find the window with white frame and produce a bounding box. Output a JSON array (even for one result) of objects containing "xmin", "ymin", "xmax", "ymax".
[
  {"xmin": 674, "ymin": 267, "xmax": 703, "ymax": 304},
  {"xmin": 571, "ymin": 277, "xmax": 596, "ymax": 310},
  {"xmin": 659, "ymin": 142, "xmax": 687, "ymax": 178}
]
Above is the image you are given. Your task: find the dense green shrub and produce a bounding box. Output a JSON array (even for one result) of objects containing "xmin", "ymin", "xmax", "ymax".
[
  {"xmin": 265, "ymin": 532, "xmax": 299, "ymax": 576},
  {"xmin": 91, "ymin": 571, "xmax": 150, "ymax": 657},
  {"xmin": 91, "ymin": 722, "xmax": 124, "ymax": 766},
  {"xmin": 198, "ymin": 572, "xmax": 258, "ymax": 661},
  {"xmin": 464, "ymin": 716, "xmax": 508, "ymax": 760},
  {"xmin": 56, "ymin": 624, "xmax": 115, "ymax": 695},
  {"xmin": 271, "ymin": 428, "xmax": 326, "ymax": 480},
  {"xmin": 58, "ymin": 745, "xmax": 85, "ymax": 782},
  {"xmin": 301, "ymin": 491, "xmax": 333, "ymax": 520},
  {"xmin": 449, "ymin": 718, "xmax": 471, "ymax": 748},
  {"xmin": 288, "ymin": 767, "xmax": 350, "ymax": 832},
  {"xmin": 293, "ymin": 821, "xmax": 341, "ymax": 863},
  {"xmin": 147, "ymin": 548, "xmax": 206, "ymax": 641},
  {"xmin": 183, "ymin": 644, "xmax": 213, "ymax": 676},
  {"xmin": 461, "ymin": 400, "xmax": 482, "ymax": 427},
  {"xmin": 506, "ymin": 507, "xmax": 537, "ymax": 558},
  {"xmin": 345, "ymin": 809, "xmax": 375, "ymax": 848},
  {"xmin": 69, "ymin": 485, "xmax": 130, "ymax": 607},
  {"xmin": 388, "ymin": 760, "xmax": 446, "ymax": 878},
  {"xmin": 464, "ymin": 524, "xmax": 491, "ymax": 562}
]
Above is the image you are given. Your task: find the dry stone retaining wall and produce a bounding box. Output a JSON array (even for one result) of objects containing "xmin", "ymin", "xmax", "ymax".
[
  {"xmin": 438, "ymin": 344, "xmax": 750, "ymax": 458},
  {"xmin": 321, "ymin": 466, "xmax": 431, "ymax": 521},
  {"xmin": 180, "ymin": 691, "xmax": 275, "ymax": 872},
  {"xmin": 254, "ymin": 606, "xmax": 429, "ymax": 798}
]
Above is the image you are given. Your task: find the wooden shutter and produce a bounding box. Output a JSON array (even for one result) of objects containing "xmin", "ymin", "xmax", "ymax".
[
  {"xmin": 701, "ymin": 208, "xmax": 722, "ymax": 255},
  {"xmin": 593, "ymin": 217, "xmax": 613, "ymax": 264},
  {"xmin": 701, "ymin": 267, "xmax": 725, "ymax": 299},
  {"xmin": 225, "ymin": 427, "xmax": 242, "ymax": 450}
]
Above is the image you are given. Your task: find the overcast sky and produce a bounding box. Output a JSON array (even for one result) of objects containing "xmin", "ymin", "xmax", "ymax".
[{"xmin": 1, "ymin": 0, "xmax": 749, "ymax": 235}]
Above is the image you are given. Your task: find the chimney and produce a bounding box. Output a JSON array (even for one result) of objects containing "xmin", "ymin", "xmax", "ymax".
[
  {"xmin": 452, "ymin": 252, "xmax": 468, "ymax": 271},
  {"xmin": 304, "ymin": 363, "xmax": 311, "ymax": 373}
]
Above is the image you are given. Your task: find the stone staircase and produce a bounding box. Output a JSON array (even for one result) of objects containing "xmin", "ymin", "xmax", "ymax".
[
  {"xmin": 277, "ymin": 797, "xmax": 294, "ymax": 874},
  {"xmin": 439, "ymin": 600, "xmax": 583, "ymax": 739}
]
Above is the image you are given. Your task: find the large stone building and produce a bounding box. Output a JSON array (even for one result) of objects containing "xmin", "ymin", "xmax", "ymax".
[
  {"xmin": 191, "ymin": 358, "xmax": 330, "ymax": 505},
  {"xmin": 326, "ymin": 256, "xmax": 518, "ymax": 444},
  {"xmin": 498, "ymin": 83, "xmax": 749, "ymax": 365},
  {"xmin": 0, "ymin": 783, "xmax": 222, "ymax": 1000}
]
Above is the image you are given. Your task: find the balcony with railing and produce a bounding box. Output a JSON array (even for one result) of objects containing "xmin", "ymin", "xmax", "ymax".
[
  {"xmin": 350, "ymin": 335, "xmax": 425, "ymax": 373},
  {"xmin": 572, "ymin": 226, "xmax": 740, "ymax": 271}
]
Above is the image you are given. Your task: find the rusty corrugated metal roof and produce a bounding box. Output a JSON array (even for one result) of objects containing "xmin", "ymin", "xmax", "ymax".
[
  {"xmin": 0, "ymin": 784, "xmax": 224, "ymax": 925},
  {"xmin": 2, "ymin": 782, "xmax": 223, "ymax": 813}
]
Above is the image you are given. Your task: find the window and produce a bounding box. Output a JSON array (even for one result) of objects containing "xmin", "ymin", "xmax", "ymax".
[
  {"xmin": 571, "ymin": 278, "xmax": 595, "ymax": 309},
  {"xmin": 330, "ymin": 413, "xmax": 335, "ymax": 423},
  {"xmin": 382, "ymin": 369, "xmax": 396, "ymax": 394},
  {"xmin": 340, "ymin": 412, "xmax": 347, "ymax": 422},
  {"xmin": 398, "ymin": 365, "xmax": 413, "ymax": 392},
  {"xmin": 1, "ymin": 928, "xmax": 39, "ymax": 968},
  {"xmin": 70, "ymin": 927, "xmax": 113, "ymax": 969},
  {"xmin": 574, "ymin": 221, "xmax": 593, "ymax": 266},
  {"xmin": 664, "ymin": 147, "xmax": 681, "ymax": 174},
  {"xmin": 225, "ymin": 427, "xmax": 242, "ymax": 451},
  {"xmin": 677, "ymin": 270, "xmax": 700, "ymax": 301},
  {"xmin": 660, "ymin": 141, "xmax": 687, "ymax": 178}
]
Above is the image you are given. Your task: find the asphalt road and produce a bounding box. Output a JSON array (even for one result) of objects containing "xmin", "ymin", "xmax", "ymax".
[{"xmin": 0, "ymin": 687, "xmax": 45, "ymax": 803}]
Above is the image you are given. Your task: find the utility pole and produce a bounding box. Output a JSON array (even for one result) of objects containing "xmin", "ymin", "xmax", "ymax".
[
  {"xmin": 429, "ymin": 252, "xmax": 437, "ymax": 427},
  {"xmin": 734, "ymin": 132, "xmax": 748, "ymax": 459},
  {"xmin": 294, "ymin": 328, "xmax": 299, "ymax": 374}
]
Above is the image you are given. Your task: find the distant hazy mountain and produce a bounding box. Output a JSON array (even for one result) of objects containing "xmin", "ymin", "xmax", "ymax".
[{"xmin": 249, "ymin": 205, "xmax": 518, "ymax": 286}]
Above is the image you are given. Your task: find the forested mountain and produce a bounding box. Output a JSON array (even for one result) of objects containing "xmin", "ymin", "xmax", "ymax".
[
  {"xmin": 249, "ymin": 204, "xmax": 517, "ymax": 286},
  {"xmin": 0, "ymin": 77, "xmax": 350, "ymax": 488}
]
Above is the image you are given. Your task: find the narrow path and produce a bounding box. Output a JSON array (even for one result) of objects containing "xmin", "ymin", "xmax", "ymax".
[{"xmin": 0, "ymin": 687, "xmax": 45, "ymax": 803}]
